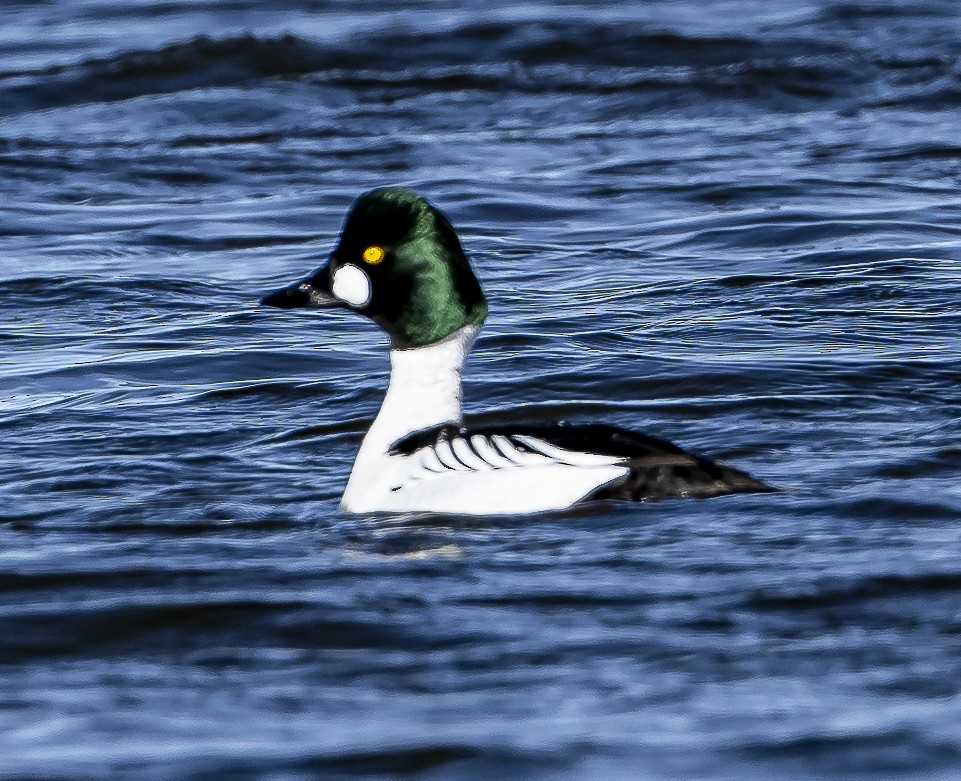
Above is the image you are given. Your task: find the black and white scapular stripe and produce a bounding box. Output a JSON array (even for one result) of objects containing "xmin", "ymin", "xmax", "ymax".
[{"xmin": 389, "ymin": 422, "xmax": 772, "ymax": 503}]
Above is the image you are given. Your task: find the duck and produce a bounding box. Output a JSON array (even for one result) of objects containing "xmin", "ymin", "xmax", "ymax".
[{"xmin": 261, "ymin": 188, "xmax": 773, "ymax": 514}]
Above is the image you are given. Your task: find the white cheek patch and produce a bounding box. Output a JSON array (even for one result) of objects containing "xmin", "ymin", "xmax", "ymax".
[{"xmin": 331, "ymin": 264, "xmax": 372, "ymax": 308}]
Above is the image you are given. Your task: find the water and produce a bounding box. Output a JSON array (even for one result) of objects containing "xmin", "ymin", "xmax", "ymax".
[{"xmin": 3, "ymin": 1, "xmax": 961, "ymax": 778}]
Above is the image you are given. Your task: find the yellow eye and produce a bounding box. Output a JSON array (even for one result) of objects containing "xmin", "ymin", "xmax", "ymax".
[{"xmin": 362, "ymin": 245, "xmax": 385, "ymax": 265}]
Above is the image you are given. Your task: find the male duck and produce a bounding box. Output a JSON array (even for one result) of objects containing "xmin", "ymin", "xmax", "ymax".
[{"xmin": 262, "ymin": 188, "xmax": 772, "ymax": 514}]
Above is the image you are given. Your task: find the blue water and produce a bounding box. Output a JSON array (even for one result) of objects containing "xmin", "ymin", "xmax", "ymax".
[{"xmin": 3, "ymin": 2, "xmax": 961, "ymax": 779}]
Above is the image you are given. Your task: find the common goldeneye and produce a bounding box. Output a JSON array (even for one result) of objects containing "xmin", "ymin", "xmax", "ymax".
[{"xmin": 261, "ymin": 188, "xmax": 772, "ymax": 514}]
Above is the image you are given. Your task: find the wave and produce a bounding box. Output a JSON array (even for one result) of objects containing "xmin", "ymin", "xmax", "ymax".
[
  {"xmin": 0, "ymin": 33, "xmax": 329, "ymax": 116},
  {"xmin": 746, "ymin": 570, "xmax": 961, "ymax": 612},
  {"xmin": 3, "ymin": 17, "xmax": 959, "ymax": 116}
]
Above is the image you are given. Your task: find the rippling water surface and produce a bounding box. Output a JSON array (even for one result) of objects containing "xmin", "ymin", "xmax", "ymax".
[{"xmin": 3, "ymin": 2, "xmax": 961, "ymax": 779}]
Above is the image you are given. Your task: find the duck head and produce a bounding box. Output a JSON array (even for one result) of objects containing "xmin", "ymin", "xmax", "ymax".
[{"xmin": 261, "ymin": 189, "xmax": 488, "ymax": 349}]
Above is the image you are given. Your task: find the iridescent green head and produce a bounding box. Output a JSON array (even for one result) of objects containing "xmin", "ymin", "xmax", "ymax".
[{"xmin": 261, "ymin": 189, "xmax": 488, "ymax": 349}]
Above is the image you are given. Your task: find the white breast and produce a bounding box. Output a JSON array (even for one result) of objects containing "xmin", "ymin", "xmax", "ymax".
[{"xmin": 338, "ymin": 326, "xmax": 629, "ymax": 514}]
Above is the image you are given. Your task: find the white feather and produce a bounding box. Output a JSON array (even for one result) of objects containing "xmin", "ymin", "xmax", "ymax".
[
  {"xmin": 451, "ymin": 437, "xmax": 492, "ymax": 470},
  {"xmin": 512, "ymin": 435, "xmax": 626, "ymax": 467},
  {"xmin": 433, "ymin": 438, "xmax": 470, "ymax": 471},
  {"xmin": 491, "ymin": 435, "xmax": 553, "ymax": 466},
  {"xmin": 371, "ymin": 461, "xmax": 629, "ymax": 514},
  {"xmin": 417, "ymin": 446, "xmax": 447, "ymax": 473},
  {"xmin": 470, "ymin": 435, "xmax": 516, "ymax": 468}
]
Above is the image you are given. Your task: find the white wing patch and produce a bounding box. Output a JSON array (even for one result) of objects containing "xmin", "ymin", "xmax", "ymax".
[
  {"xmin": 395, "ymin": 432, "xmax": 627, "ymax": 490},
  {"xmin": 469, "ymin": 435, "xmax": 515, "ymax": 468},
  {"xmin": 434, "ymin": 438, "xmax": 469, "ymax": 471},
  {"xmin": 512, "ymin": 435, "xmax": 628, "ymax": 467},
  {"xmin": 416, "ymin": 446, "xmax": 447, "ymax": 474},
  {"xmin": 491, "ymin": 435, "xmax": 552, "ymax": 466},
  {"xmin": 451, "ymin": 437, "xmax": 492, "ymax": 470}
]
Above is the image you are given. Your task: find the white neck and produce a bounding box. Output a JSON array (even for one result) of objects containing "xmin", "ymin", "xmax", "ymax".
[{"xmin": 358, "ymin": 325, "xmax": 480, "ymax": 457}]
